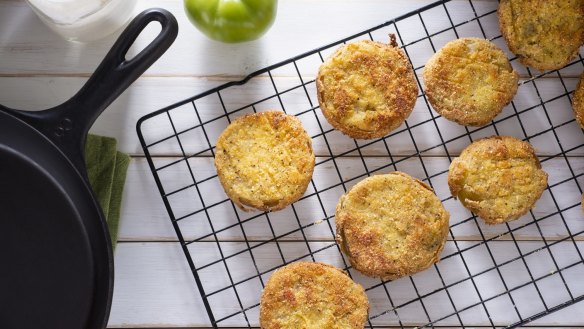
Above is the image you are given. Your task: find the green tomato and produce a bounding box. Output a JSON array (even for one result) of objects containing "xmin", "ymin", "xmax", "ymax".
[{"xmin": 184, "ymin": 0, "xmax": 278, "ymax": 43}]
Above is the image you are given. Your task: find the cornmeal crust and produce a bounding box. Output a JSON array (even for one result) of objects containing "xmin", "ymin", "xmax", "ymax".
[
  {"xmin": 335, "ymin": 172, "xmax": 450, "ymax": 280},
  {"xmin": 316, "ymin": 36, "xmax": 418, "ymax": 139},
  {"xmin": 259, "ymin": 262, "xmax": 369, "ymax": 329},
  {"xmin": 571, "ymin": 72, "xmax": 584, "ymax": 129},
  {"xmin": 498, "ymin": 0, "xmax": 584, "ymax": 71},
  {"xmin": 448, "ymin": 136, "xmax": 548, "ymax": 224},
  {"xmin": 214, "ymin": 111, "xmax": 315, "ymax": 212},
  {"xmin": 424, "ymin": 38, "xmax": 519, "ymax": 126}
]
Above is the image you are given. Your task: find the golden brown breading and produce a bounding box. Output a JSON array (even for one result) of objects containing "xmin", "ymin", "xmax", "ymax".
[
  {"xmin": 423, "ymin": 38, "xmax": 519, "ymax": 126},
  {"xmin": 259, "ymin": 262, "xmax": 369, "ymax": 329},
  {"xmin": 448, "ymin": 136, "xmax": 548, "ymax": 225},
  {"xmin": 316, "ymin": 36, "xmax": 418, "ymax": 139},
  {"xmin": 571, "ymin": 72, "xmax": 584, "ymax": 129},
  {"xmin": 214, "ymin": 111, "xmax": 315, "ymax": 212},
  {"xmin": 335, "ymin": 172, "xmax": 450, "ymax": 280},
  {"xmin": 498, "ymin": 0, "xmax": 584, "ymax": 71}
]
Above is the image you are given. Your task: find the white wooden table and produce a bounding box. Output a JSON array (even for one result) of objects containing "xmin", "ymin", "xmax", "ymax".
[{"xmin": 2, "ymin": 0, "xmax": 584, "ymax": 327}]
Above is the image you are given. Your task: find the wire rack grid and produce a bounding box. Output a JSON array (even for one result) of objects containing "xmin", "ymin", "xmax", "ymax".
[{"xmin": 137, "ymin": 0, "xmax": 584, "ymax": 328}]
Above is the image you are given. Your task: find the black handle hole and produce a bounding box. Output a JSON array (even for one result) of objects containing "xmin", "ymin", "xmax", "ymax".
[{"xmin": 125, "ymin": 21, "xmax": 163, "ymax": 62}]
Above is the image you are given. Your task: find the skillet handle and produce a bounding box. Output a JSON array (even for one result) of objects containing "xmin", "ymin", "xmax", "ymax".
[{"xmin": 8, "ymin": 8, "xmax": 178, "ymax": 177}]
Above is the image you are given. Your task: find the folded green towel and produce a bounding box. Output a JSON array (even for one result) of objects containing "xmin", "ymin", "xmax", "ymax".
[{"xmin": 85, "ymin": 134, "xmax": 130, "ymax": 250}]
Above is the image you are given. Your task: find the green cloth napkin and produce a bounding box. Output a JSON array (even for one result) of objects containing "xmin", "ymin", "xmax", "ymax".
[{"xmin": 85, "ymin": 134, "xmax": 130, "ymax": 250}]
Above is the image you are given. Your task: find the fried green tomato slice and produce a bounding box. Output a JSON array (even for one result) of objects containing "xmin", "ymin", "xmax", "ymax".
[
  {"xmin": 424, "ymin": 38, "xmax": 519, "ymax": 126},
  {"xmin": 259, "ymin": 262, "xmax": 369, "ymax": 329},
  {"xmin": 215, "ymin": 111, "xmax": 315, "ymax": 212},
  {"xmin": 317, "ymin": 37, "xmax": 418, "ymax": 139},
  {"xmin": 571, "ymin": 72, "xmax": 584, "ymax": 129},
  {"xmin": 498, "ymin": 0, "xmax": 584, "ymax": 71},
  {"xmin": 336, "ymin": 172, "xmax": 449, "ymax": 280},
  {"xmin": 448, "ymin": 136, "xmax": 548, "ymax": 224}
]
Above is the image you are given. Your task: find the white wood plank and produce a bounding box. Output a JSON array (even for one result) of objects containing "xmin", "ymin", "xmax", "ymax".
[
  {"xmin": 118, "ymin": 157, "xmax": 584, "ymax": 241},
  {"xmin": 109, "ymin": 242, "xmax": 207, "ymax": 328},
  {"xmin": 137, "ymin": 76, "xmax": 584, "ymax": 157},
  {"xmin": 1, "ymin": 76, "xmax": 582, "ymax": 156},
  {"xmin": 109, "ymin": 241, "xmax": 584, "ymax": 327},
  {"xmin": 0, "ymin": 0, "xmax": 427, "ymax": 76},
  {"xmin": 0, "ymin": 76, "xmax": 225, "ymax": 155},
  {"xmin": 1, "ymin": 0, "xmax": 535, "ymax": 78}
]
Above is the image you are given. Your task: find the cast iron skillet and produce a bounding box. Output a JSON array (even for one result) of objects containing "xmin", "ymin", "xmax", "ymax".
[{"xmin": 0, "ymin": 8, "xmax": 177, "ymax": 329}]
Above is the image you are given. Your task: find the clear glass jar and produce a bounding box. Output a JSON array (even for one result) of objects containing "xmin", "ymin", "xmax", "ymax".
[{"xmin": 25, "ymin": 0, "xmax": 138, "ymax": 42}]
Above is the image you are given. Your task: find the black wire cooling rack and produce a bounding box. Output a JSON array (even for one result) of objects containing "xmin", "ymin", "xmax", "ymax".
[{"xmin": 137, "ymin": 0, "xmax": 584, "ymax": 327}]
